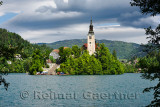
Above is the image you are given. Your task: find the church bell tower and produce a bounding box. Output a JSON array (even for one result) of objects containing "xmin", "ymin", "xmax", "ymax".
[{"xmin": 87, "ymin": 17, "xmax": 95, "ymax": 55}]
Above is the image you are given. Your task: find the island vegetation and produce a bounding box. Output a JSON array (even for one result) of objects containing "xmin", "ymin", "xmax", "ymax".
[{"xmin": 56, "ymin": 44, "xmax": 131, "ymax": 75}]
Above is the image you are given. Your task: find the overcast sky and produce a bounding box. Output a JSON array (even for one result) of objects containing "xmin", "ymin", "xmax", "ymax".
[{"xmin": 0, "ymin": 0, "xmax": 160, "ymax": 44}]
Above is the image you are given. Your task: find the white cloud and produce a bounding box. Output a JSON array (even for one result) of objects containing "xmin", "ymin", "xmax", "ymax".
[
  {"xmin": 0, "ymin": 12, "xmax": 5, "ymax": 16},
  {"xmin": 0, "ymin": 0, "xmax": 57, "ymax": 17},
  {"xmin": 18, "ymin": 22, "xmax": 147, "ymax": 44},
  {"xmin": 96, "ymin": 23, "xmax": 121, "ymax": 28},
  {"xmin": 0, "ymin": 0, "xmax": 157, "ymax": 44},
  {"xmin": 120, "ymin": 35, "xmax": 147, "ymax": 44},
  {"xmin": 133, "ymin": 16, "xmax": 160, "ymax": 27},
  {"xmin": 64, "ymin": 0, "xmax": 68, "ymax": 3},
  {"xmin": 35, "ymin": 11, "xmax": 83, "ymax": 20},
  {"xmin": 94, "ymin": 26, "xmax": 147, "ymax": 44}
]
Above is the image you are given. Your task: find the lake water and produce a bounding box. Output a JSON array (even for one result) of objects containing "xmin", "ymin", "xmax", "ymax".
[{"xmin": 0, "ymin": 73, "xmax": 158, "ymax": 107}]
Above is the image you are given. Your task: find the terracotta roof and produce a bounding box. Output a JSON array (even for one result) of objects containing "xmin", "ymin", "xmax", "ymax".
[
  {"xmin": 53, "ymin": 49, "xmax": 59, "ymax": 53},
  {"xmin": 52, "ymin": 47, "xmax": 69, "ymax": 53},
  {"xmin": 64, "ymin": 47, "xmax": 69, "ymax": 49},
  {"xmin": 83, "ymin": 43, "xmax": 97, "ymax": 49},
  {"xmin": 84, "ymin": 43, "xmax": 88, "ymax": 48}
]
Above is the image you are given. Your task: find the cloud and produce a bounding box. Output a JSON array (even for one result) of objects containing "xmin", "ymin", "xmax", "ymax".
[
  {"xmin": 0, "ymin": 12, "xmax": 5, "ymax": 16},
  {"xmin": 0, "ymin": 0, "xmax": 158, "ymax": 44},
  {"xmin": 18, "ymin": 23, "xmax": 147, "ymax": 44},
  {"xmin": 119, "ymin": 11, "xmax": 160, "ymax": 28},
  {"xmin": 63, "ymin": 0, "xmax": 68, "ymax": 3},
  {"xmin": 2, "ymin": 0, "xmax": 154, "ymax": 30},
  {"xmin": 132, "ymin": 16, "xmax": 160, "ymax": 27},
  {"xmin": 1, "ymin": 11, "xmax": 83, "ymax": 32}
]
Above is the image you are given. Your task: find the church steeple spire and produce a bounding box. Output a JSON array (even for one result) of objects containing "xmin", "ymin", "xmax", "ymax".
[
  {"xmin": 87, "ymin": 17, "xmax": 95, "ymax": 55},
  {"xmin": 88, "ymin": 17, "xmax": 94, "ymax": 34},
  {"xmin": 91, "ymin": 17, "xmax": 92, "ymax": 25}
]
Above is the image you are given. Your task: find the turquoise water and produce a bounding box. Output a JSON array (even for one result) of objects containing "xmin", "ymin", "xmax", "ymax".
[{"xmin": 0, "ymin": 73, "xmax": 158, "ymax": 107}]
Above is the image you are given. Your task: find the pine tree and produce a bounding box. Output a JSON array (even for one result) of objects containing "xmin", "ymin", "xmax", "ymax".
[{"xmin": 112, "ymin": 49, "xmax": 117, "ymax": 60}]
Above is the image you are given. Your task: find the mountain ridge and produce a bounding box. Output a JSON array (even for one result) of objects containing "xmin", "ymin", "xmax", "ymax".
[{"xmin": 38, "ymin": 39, "xmax": 144, "ymax": 59}]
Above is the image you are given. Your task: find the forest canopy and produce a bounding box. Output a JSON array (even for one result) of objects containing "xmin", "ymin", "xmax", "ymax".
[
  {"xmin": 57, "ymin": 44, "xmax": 125, "ymax": 75},
  {"xmin": 0, "ymin": 28, "xmax": 53, "ymax": 74}
]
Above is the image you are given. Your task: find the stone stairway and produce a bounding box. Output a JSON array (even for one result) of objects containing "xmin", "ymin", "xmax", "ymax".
[{"xmin": 48, "ymin": 63, "xmax": 59, "ymax": 75}]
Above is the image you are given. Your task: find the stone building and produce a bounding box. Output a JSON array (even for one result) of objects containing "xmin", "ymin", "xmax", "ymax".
[
  {"xmin": 49, "ymin": 47, "xmax": 69, "ymax": 60},
  {"xmin": 49, "ymin": 49, "xmax": 60, "ymax": 60}
]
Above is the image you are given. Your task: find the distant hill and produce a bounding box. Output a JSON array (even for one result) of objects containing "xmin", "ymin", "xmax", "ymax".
[{"xmin": 38, "ymin": 39, "xmax": 146, "ymax": 59}]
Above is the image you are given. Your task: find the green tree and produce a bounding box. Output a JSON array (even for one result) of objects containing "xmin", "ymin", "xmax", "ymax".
[
  {"xmin": 57, "ymin": 43, "xmax": 124, "ymax": 75},
  {"xmin": 23, "ymin": 58, "xmax": 32, "ymax": 73},
  {"xmin": 59, "ymin": 47, "xmax": 64, "ymax": 62},
  {"xmin": 0, "ymin": 1, "xmax": 10, "ymax": 90},
  {"xmin": 59, "ymin": 47, "xmax": 72, "ymax": 63},
  {"xmin": 112, "ymin": 49, "xmax": 117, "ymax": 60},
  {"xmin": 130, "ymin": 0, "xmax": 160, "ymax": 16},
  {"xmin": 89, "ymin": 55, "xmax": 103, "ymax": 75},
  {"xmin": 131, "ymin": 0, "xmax": 160, "ymax": 106},
  {"xmin": 124, "ymin": 64, "xmax": 137, "ymax": 73},
  {"xmin": 80, "ymin": 51, "xmax": 92, "ymax": 74},
  {"xmin": 0, "ymin": 1, "xmax": 2, "ymax": 5},
  {"xmin": 72, "ymin": 45, "xmax": 81, "ymax": 58},
  {"xmin": 96, "ymin": 43, "xmax": 124, "ymax": 74},
  {"xmin": 96, "ymin": 44, "xmax": 112, "ymax": 73},
  {"xmin": 29, "ymin": 50, "xmax": 43, "ymax": 75},
  {"xmin": 57, "ymin": 50, "xmax": 103, "ymax": 75},
  {"xmin": 49, "ymin": 56, "xmax": 56, "ymax": 63}
]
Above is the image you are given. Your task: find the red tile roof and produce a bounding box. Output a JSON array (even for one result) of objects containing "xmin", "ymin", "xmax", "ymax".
[
  {"xmin": 52, "ymin": 47, "xmax": 69, "ymax": 53},
  {"xmin": 53, "ymin": 49, "xmax": 59, "ymax": 53},
  {"xmin": 84, "ymin": 43, "xmax": 87, "ymax": 48},
  {"xmin": 64, "ymin": 47, "xmax": 69, "ymax": 49}
]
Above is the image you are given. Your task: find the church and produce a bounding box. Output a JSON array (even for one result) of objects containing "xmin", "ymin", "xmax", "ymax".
[
  {"xmin": 50, "ymin": 18, "xmax": 97, "ymax": 61},
  {"xmin": 83, "ymin": 18, "xmax": 97, "ymax": 55}
]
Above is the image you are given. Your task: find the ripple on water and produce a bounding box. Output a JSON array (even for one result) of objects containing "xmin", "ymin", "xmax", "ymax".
[{"xmin": 0, "ymin": 73, "xmax": 158, "ymax": 107}]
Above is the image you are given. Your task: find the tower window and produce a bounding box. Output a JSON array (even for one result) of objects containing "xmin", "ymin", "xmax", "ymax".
[
  {"xmin": 89, "ymin": 36, "xmax": 92, "ymax": 39},
  {"xmin": 90, "ymin": 42, "xmax": 91, "ymax": 44}
]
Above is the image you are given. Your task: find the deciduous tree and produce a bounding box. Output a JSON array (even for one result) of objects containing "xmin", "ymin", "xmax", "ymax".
[
  {"xmin": 72, "ymin": 45, "xmax": 81, "ymax": 58},
  {"xmin": 131, "ymin": 0, "xmax": 160, "ymax": 106},
  {"xmin": 0, "ymin": 1, "xmax": 10, "ymax": 91},
  {"xmin": 29, "ymin": 49, "xmax": 43, "ymax": 75}
]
